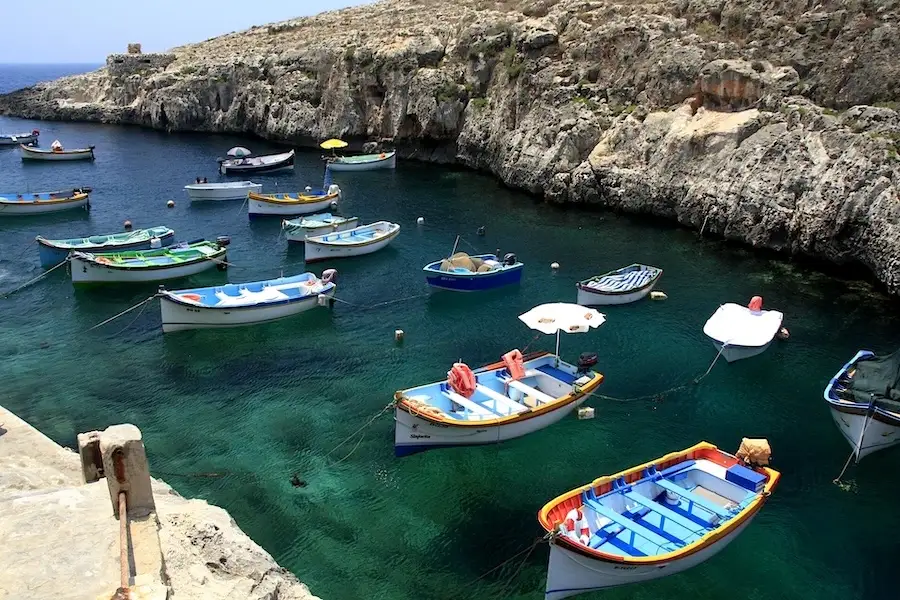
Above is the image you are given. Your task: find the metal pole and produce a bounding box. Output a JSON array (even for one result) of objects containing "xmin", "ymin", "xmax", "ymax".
[
  {"xmin": 555, "ymin": 330, "xmax": 560, "ymax": 366},
  {"xmin": 119, "ymin": 491, "xmax": 129, "ymax": 589}
]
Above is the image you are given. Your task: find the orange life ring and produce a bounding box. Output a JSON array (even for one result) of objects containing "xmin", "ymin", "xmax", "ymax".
[
  {"xmin": 379, "ymin": 153, "xmax": 386, "ymax": 158},
  {"xmin": 562, "ymin": 508, "xmax": 591, "ymax": 545},
  {"xmin": 748, "ymin": 296, "xmax": 763, "ymax": 312}
]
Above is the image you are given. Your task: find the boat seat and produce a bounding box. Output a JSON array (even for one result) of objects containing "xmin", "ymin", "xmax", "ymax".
[
  {"xmin": 653, "ymin": 478, "xmax": 735, "ymax": 520},
  {"xmin": 536, "ymin": 364, "xmax": 577, "ymax": 385},
  {"xmin": 583, "ymin": 497, "xmax": 681, "ymax": 551},
  {"xmin": 503, "ymin": 379, "xmax": 556, "ymax": 404},
  {"xmin": 622, "ymin": 491, "xmax": 709, "ymax": 534},
  {"xmin": 442, "ymin": 391, "xmax": 497, "ymax": 417},
  {"xmin": 474, "ymin": 384, "xmax": 528, "ymax": 414}
]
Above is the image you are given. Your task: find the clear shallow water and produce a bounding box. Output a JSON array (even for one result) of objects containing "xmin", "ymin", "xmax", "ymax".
[{"xmin": 1, "ymin": 66, "xmax": 899, "ymax": 600}]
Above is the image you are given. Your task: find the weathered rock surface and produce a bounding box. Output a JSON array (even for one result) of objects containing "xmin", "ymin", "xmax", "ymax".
[
  {"xmin": 1, "ymin": 0, "xmax": 898, "ymax": 291},
  {"xmin": 0, "ymin": 405, "xmax": 318, "ymax": 600}
]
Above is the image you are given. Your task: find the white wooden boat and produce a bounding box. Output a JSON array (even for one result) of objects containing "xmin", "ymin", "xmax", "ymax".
[
  {"xmin": 20, "ymin": 142, "xmax": 95, "ymax": 161},
  {"xmin": 576, "ymin": 264, "xmax": 662, "ymax": 305},
  {"xmin": 158, "ymin": 270, "xmax": 336, "ymax": 333},
  {"xmin": 282, "ymin": 213, "xmax": 359, "ymax": 242},
  {"xmin": 184, "ymin": 181, "xmax": 261, "ymax": 201},
  {"xmin": 0, "ymin": 188, "xmax": 91, "ymax": 216},
  {"xmin": 702, "ymin": 297, "xmax": 783, "ymax": 362},
  {"xmin": 218, "ymin": 150, "xmax": 294, "ymax": 175},
  {"xmin": 247, "ymin": 185, "xmax": 341, "ymax": 218},
  {"xmin": 37, "ymin": 225, "xmax": 175, "ymax": 267},
  {"xmin": 393, "ymin": 351, "xmax": 604, "ymax": 456},
  {"xmin": 824, "ymin": 349, "xmax": 900, "ymax": 461},
  {"xmin": 539, "ymin": 442, "xmax": 779, "ymax": 598},
  {"xmin": 0, "ymin": 129, "xmax": 39, "ymax": 146},
  {"xmin": 326, "ymin": 151, "xmax": 396, "ymax": 171},
  {"xmin": 304, "ymin": 221, "xmax": 400, "ymax": 262},
  {"xmin": 70, "ymin": 240, "xmax": 227, "ymax": 284}
]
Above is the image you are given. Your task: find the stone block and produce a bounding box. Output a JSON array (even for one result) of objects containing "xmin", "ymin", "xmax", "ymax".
[
  {"xmin": 99, "ymin": 424, "xmax": 155, "ymax": 518},
  {"xmin": 77, "ymin": 430, "xmax": 104, "ymax": 483},
  {"xmin": 128, "ymin": 43, "xmax": 142, "ymax": 54}
]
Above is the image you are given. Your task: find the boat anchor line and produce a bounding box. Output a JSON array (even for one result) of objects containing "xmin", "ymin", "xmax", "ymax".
[
  {"xmin": 589, "ymin": 342, "xmax": 729, "ymax": 404},
  {"xmin": 330, "ymin": 292, "xmax": 430, "ymax": 311},
  {"xmin": 321, "ymin": 401, "xmax": 396, "ymax": 466},
  {"xmin": 459, "ymin": 533, "xmax": 552, "ymax": 596},
  {"xmin": 833, "ymin": 398, "xmax": 877, "ymax": 487},
  {"xmin": 0, "ymin": 257, "xmax": 71, "ymax": 298}
]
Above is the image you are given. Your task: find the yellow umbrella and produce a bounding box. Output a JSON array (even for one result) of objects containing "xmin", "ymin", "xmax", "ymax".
[{"xmin": 320, "ymin": 139, "xmax": 348, "ymax": 150}]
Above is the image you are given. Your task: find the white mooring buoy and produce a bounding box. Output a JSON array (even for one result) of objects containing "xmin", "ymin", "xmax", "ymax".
[
  {"xmin": 416, "ymin": 217, "xmax": 425, "ymax": 225},
  {"xmin": 551, "ymin": 262, "xmax": 560, "ymax": 270},
  {"xmin": 395, "ymin": 329, "xmax": 405, "ymax": 342},
  {"xmin": 166, "ymin": 200, "xmax": 175, "ymax": 208}
]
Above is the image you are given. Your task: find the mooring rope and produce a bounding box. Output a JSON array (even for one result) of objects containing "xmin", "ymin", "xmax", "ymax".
[
  {"xmin": 0, "ymin": 259, "xmax": 70, "ymax": 298},
  {"xmin": 462, "ymin": 534, "xmax": 550, "ymax": 591},
  {"xmin": 330, "ymin": 292, "xmax": 429, "ymax": 311},
  {"xmin": 87, "ymin": 294, "xmax": 159, "ymax": 331},
  {"xmin": 14, "ymin": 237, "xmax": 36, "ymax": 259},
  {"xmin": 833, "ymin": 400, "xmax": 875, "ymax": 486},
  {"xmin": 323, "ymin": 401, "xmax": 395, "ymax": 462}
]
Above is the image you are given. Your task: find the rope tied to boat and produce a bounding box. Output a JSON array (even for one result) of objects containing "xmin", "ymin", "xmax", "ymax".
[
  {"xmin": 833, "ymin": 398, "xmax": 877, "ymax": 487},
  {"xmin": 0, "ymin": 258, "xmax": 70, "ymax": 298},
  {"xmin": 323, "ymin": 401, "xmax": 396, "ymax": 466},
  {"xmin": 87, "ymin": 294, "xmax": 159, "ymax": 332},
  {"xmin": 330, "ymin": 292, "xmax": 429, "ymax": 311},
  {"xmin": 461, "ymin": 533, "xmax": 551, "ymax": 593}
]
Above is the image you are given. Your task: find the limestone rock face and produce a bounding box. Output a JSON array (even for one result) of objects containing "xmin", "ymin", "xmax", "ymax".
[{"xmin": 2, "ymin": 0, "xmax": 899, "ymax": 292}]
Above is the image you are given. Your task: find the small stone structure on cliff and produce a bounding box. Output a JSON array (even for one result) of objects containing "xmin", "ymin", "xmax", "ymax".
[{"xmin": 107, "ymin": 44, "xmax": 175, "ymax": 77}]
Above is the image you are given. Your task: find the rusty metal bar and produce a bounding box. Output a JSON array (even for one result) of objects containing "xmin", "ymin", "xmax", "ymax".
[{"xmin": 119, "ymin": 490, "xmax": 129, "ymax": 591}]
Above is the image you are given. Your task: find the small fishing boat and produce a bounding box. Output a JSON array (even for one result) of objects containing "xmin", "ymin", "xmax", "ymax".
[
  {"xmin": 69, "ymin": 240, "xmax": 228, "ymax": 284},
  {"xmin": 326, "ymin": 151, "xmax": 396, "ymax": 171},
  {"xmin": 702, "ymin": 296, "xmax": 783, "ymax": 362},
  {"xmin": 824, "ymin": 349, "xmax": 900, "ymax": 462},
  {"xmin": 158, "ymin": 270, "xmax": 337, "ymax": 333},
  {"xmin": 218, "ymin": 149, "xmax": 294, "ymax": 175},
  {"xmin": 281, "ymin": 213, "xmax": 359, "ymax": 242},
  {"xmin": 304, "ymin": 221, "xmax": 400, "ymax": 263},
  {"xmin": 539, "ymin": 440, "xmax": 779, "ymax": 598},
  {"xmin": 576, "ymin": 264, "xmax": 662, "ymax": 306},
  {"xmin": 0, "ymin": 188, "xmax": 91, "ymax": 216},
  {"xmin": 0, "ymin": 129, "xmax": 39, "ymax": 146},
  {"xmin": 393, "ymin": 350, "xmax": 604, "ymax": 456},
  {"xmin": 20, "ymin": 140, "xmax": 95, "ymax": 161},
  {"xmin": 36, "ymin": 226, "xmax": 175, "ymax": 268},
  {"xmin": 247, "ymin": 185, "xmax": 341, "ymax": 219},
  {"xmin": 184, "ymin": 181, "xmax": 262, "ymax": 201},
  {"xmin": 423, "ymin": 239, "xmax": 523, "ymax": 292}
]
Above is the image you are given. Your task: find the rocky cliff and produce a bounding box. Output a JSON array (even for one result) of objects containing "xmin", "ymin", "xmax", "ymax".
[{"xmin": 2, "ymin": 0, "xmax": 899, "ymax": 291}]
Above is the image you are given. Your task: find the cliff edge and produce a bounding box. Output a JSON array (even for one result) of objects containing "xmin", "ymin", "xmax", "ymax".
[{"xmin": 2, "ymin": 0, "xmax": 899, "ymax": 291}]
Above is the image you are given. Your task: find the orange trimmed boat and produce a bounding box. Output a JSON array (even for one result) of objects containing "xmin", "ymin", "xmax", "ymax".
[{"xmin": 538, "ymin": 441, "xmax": 779, "ymax": 599}]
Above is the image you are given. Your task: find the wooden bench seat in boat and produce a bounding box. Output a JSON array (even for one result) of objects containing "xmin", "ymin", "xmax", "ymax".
[
  {"xmin": 499, "ymin": 377, "xmax": 556, "ymax": 404},
  {"xmin": 583, "ymin": 498, "xmax": 682, "ymax": 552},
  {"xmin": 474, "ymin": 384, "xmax": 529, "ymax": 414},
  {"xmin": 653, "ymin": 478, "xmax": 735, "ymax": 519},
  {"xmin": 621, "ymin": 491, "xmax": 709, "ymax": 534},
  {"xmin": 442, "ymin": 390, "xmax": 497, "ymax": 417}
]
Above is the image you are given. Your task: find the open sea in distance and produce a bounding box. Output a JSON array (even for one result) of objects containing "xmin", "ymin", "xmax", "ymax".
[{"xmin": 0, "ymin": 64, "xmax": 897, "ymax": 600}]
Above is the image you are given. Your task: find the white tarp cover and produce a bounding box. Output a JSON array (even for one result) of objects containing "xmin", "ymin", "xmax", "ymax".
[{"xmin": 702, "ymin": 303, "xmax": 783, "ymax": 347}]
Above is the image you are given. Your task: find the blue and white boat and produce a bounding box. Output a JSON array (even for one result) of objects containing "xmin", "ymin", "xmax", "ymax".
[
  {"xmin": 393, "ymin": 351, "xmax": 604, "ymax": 456},
  {"xmin": 423, "ymin": 240, "xmax": 523, "ymax": 292},
  {"xmin": 282, "ymin": 213, "xmax": 359, "ymax": 242},
  {"xmin": 0, "ymin": 188, "xmax": 91, "ymax": 216},
  {"xmin": 36, "ymin": 226, "xmax": 175, "ymax": 268},
  {"xmin": 158, "ymin": 270, "xmax": 336, "ymax": 333},
  {"xmin": 304, "ymin": 221, "xmax": 400, "ymax": 263},
  {"xmin": 824, "ymin": 349, "xmax": 900, "ymax": 462},
  {"xmin": 576, "ymin": 264, "xmax": 662, "ymax": 305}
]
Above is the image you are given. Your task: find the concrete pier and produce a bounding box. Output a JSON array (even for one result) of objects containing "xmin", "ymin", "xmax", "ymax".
[{"xmin": 0, "ymin": 405, "xmax": 320, "ymax": 600}]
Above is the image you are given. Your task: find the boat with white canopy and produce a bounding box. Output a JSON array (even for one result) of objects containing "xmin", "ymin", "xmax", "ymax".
[
  {"xmin": 20, "ymin": 140, "xmax": 95, "ymax": 161},
  {"xmin": 702, "ymin": 297, "xmax": 783, "ymax": 362}
]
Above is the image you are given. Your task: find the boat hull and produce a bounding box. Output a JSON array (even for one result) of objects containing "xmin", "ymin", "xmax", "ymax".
[
  {"xmin": 544, "ymin": 514, "xmax": 756, "ymax": 599},
  {"xmin": 220, "ymin": 151, "xmax": 294, "ymax": 175},
  {"xmin": 304, "ymin": 227, "xmax": 399, "ymax": 262},
  {"xmin": 185, "ymin": 182, "xmax": 262, "ymax": 201},
  {"xmin": 0, "ymin": 194, "xmax": 89, "ymax": 216},
  {"xmin": 576, "ymin": 280, "xmax": 657, "ymax": 305},
  {"xmin": 0, "ymin": 134, "xmax": 38, "ymax": 146},
  {"xmin": 248, "ymin": 196, "xmax": 335, "ymax": 218},
  {"xmin": 38, "ymin": 230, "xmax": 175, "ymax": 268},
  {"xmin": 159, "ymin": 289, "xmax": 333, "ymax": 333},
  {"xmin": 425, "ymin": 265, "xmax": 523, "ymax": 292},
  {"xmin": 20, "ymin": 145, "xmax": 94, "ymax": 161},
  {"xmin": 394, "ymin": 393, "xmax": 587, "ymax": 456},
  {"xmin": 712, "ymin": 340, "xmax": 771, "ymax": 363},
  {"xmin": 327, "ymin": 152, "xmax": 396, "ymax": 171},
  {"xmin": 828, "ymin": 404, "xmax": 900, "ymax": 460},
  {"xmin": 70, "ymin": 253, "xmax": 224, "ymax": 284}
]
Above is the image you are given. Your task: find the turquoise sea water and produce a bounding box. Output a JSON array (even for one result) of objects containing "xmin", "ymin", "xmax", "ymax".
[{"xmin": 1, "ymin": 66, "xmax": 899, "ymax": 600}]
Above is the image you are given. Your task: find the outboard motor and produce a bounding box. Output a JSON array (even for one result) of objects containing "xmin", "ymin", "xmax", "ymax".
[
  {"xmin": 503, "ymin": 252, "xmax": 517, "ymax": 266},
  {"xmin": 577, "ymin": 352, "xmax": 599, "ymax": 375},
  {"xmin": 216, "ymin": 235, "xmax": 231, "ymax": 248},
  {"xmin": 322, "ymin": 268, "xmax": 338, "ymax": 284}
]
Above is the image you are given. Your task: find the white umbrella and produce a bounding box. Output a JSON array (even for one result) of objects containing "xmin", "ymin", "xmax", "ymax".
[
  {"xmin": 227, "ymin": 146, "xmax": 252, "ymax": 157},
  {"xmin": 518, "ymin": 303, "xmax": 605, "ymax": 364}
]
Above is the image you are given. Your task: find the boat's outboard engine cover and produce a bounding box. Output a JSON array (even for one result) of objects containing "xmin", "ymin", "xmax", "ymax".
[
  {"xmin": 503, "ymin": 252, "xmax": 517, "ymax": 266},
  {"xmin": 577, "ymin": 352, "xmax": 599, "ymax": 374}
]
